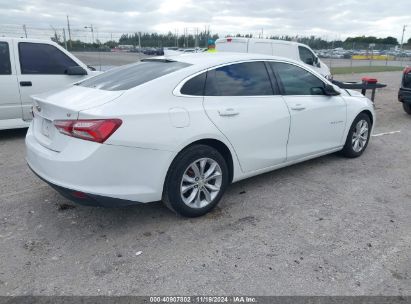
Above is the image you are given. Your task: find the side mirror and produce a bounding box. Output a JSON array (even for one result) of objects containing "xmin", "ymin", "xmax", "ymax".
[
  {"xmin": 66, "ymin": 66, "xmax": 87, "ymax": 76},
  {"xmin": 324, "ymin": 84, "xmax": 341, "ymax": 96}
]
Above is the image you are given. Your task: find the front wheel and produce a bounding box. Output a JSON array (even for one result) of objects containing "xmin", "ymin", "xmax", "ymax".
[
  {"xmin": 163, "ymin": 144, "xmax": 229, "ymax": 217},
  {"xmin": 403, "ymin": 102, "xmax": 411, "ymax": 115},
  {"xmin": 341, "ymin": 113, "xmax": 372, "ymax": 158}
]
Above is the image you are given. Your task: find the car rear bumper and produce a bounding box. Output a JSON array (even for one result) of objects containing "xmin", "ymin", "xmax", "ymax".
[
  {"xmin": 26, "ymin": 125, "xmax": 174, "ymax": 205},
  {"xmin": 28, "ymin": 165, "xmax": 139, "ymax": 207}
]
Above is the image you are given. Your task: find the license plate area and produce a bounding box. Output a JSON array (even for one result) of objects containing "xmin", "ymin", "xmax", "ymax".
[{"xmin": 41, "ymin": 118, "xmax": 53, "ymax": 138}]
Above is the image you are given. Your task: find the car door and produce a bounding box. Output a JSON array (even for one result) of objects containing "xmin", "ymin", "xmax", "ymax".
[
  {"xmin": 14, "ymin": 41, "xmax": 88, "ymax": 121},
  {"xmin": 0, "ymin": 40, "xmax": 21, "ymax": 123},
  {"xmin": 269, "ymin": 62, "xmax": 346, "ymax": 161},
  {"xmin": 203, "ymin": 61, "xmax": 290, "ymax": 173}
]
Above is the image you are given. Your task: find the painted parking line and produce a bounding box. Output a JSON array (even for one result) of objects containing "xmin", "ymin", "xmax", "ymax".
[{"xmin": 372, "ymin": 130, "xmax": 401, "ymax": 137}]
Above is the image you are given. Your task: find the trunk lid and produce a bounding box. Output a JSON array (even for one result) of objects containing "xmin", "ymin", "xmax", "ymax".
[{"xmin": 31, "ymin": 86, "xmax": 124, "ymax": 152}]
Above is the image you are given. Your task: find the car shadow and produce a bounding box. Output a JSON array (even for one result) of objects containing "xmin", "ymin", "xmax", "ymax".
[{"xmin": 0, "ymin": 128, "xmax": 28, "ymax": 140}]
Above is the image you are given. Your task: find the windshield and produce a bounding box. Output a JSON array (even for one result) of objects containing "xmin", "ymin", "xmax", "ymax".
[{"xmin": 77, "ymin": 60, "xmax": 191, "ymax": 91}]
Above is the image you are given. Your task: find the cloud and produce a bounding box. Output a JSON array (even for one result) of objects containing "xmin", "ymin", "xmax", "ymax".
[{"xmin": 0, "ymin": 0, "xmax": 409, "ymax": 42}]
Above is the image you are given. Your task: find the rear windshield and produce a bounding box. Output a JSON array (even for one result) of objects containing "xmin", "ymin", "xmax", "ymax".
[{"xmin": 77, "ymin": 60, "xmax": 191, "ymax": 91}]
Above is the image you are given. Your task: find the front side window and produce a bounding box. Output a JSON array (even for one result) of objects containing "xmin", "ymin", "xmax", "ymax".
[
  {"xmin": 78, "ymin": 60, "xmax": 191, "ymax": 91},
  {"xmin": 205, "ymin": 61, "xmax": 273, "ymax": 96},
  {"xmin": 0, "ymin": 42, "xmax": 11, "ymax": 75},
  {"xmin": 298, "ymin": 46, "xmax": 316, "ymax": 66},
  {"xmin": 271, "ymin": 62, "xmax": 326, "ymax": 95},
  {"xmin": 19, "ymin": 42, "xmax": 78, "ymax": 74}
]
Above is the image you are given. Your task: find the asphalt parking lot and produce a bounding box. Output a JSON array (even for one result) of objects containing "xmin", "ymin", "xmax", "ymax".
[{"xmin": 0, "ymin": 71, "xmax": 410, "ymax": 296}]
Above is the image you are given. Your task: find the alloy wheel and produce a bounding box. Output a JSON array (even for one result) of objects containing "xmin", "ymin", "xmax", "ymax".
[
  {"xmin": 352, "ymin": 119, "xmax": 369, "ymax": 153},
  {"xmin": 180, "ymin": 158, "xmax": 222, "ymax": 208}
]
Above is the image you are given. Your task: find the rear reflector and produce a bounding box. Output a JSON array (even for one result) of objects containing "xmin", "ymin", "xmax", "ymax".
[
  {"xmin": 54, "ymin": 119, "xmax": 122, "ymax": 143},
  {"xmin": 72, "ymin": 191, "xmax": 88, "ymax": 199}
]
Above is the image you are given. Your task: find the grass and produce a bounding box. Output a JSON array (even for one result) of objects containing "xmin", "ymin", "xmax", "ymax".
[{"xmin": 331, "ymin": 65, "xmax": 404, "ymax": 75}]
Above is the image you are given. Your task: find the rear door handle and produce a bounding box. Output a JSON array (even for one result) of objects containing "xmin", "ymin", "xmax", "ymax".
[
  {"xmin": 218, "ymin": 108, "xmax": 239, "ymax": 117},
  {"xmin": 290, "ymin": 105, "xmax": 306, "ymax": 111},
  {"xmin": 20, "ymin": 81, "xmax": 32, "ymax": 87}
]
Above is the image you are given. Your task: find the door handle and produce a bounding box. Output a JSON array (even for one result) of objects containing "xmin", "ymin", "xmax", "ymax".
[
  {"xmin": 290, "ymin": 105, "xmax": 306, "ymax": 111},
  {"xmin": 218, "ymin": 108, "xmax": 239, "ymax": 117},
  {"xmin": 20, "ymin": 81, "xmax": 32, "ymax": 87}
]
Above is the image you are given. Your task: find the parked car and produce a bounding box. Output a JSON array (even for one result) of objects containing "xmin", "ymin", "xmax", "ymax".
[
  {"xmin": 398, "ymin": 67, "xmax": 411, "ymax": 114},
  {"xmin": 0, "ymin": 38, "xmax": 99, "ymax": 130},
  {"xmin": 26, "ymin": 53, "xmax": 375, "ymax": 217},
  {"xmin": 215, "ymin": 37, "xmax": 332, "ymax": 79}
]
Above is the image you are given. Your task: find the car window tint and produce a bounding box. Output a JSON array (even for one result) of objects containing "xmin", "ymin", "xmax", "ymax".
[
  {"xmin": 205, "ymin": 61, "xmax": 273, "ymax": 96},
  {"xmin": 19, "ymin": 42, "xmax": 79, "ymax": 75},
  {"xmin": 78, "ymin": 61, "xmax": 191, "ymax": 91},
  {"xmin": 181, "ymin": 72, "xmax": 206, "ymax": 95},
  {"xmin": 271, "ymin": 62, "xmax": 325, "ymax": 95},
  {"xmin": 299, "ymin": 46, "xmax": 315, "ymax": 66},
  {"xmin": 0, "ymin": 42, "xmax": 11, "ymax": 75},
  {"xmin": 404, "ymin": 73, "xmax": 411, "ymax": 89}
]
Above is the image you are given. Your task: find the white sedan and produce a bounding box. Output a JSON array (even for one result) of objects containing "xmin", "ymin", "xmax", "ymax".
[{"xmin": 26, "ymin": 53, "xmax": 375, "ymax": 217}]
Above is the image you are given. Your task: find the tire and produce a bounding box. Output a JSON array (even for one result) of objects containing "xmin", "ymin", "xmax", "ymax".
[
  {"xmin": 341, "ymin": 113, "xmax": 372, "ymax": 158},
  {"xmin": 163, "ymin": 144, "xmax": 229, "ymax": 217},
  {"xmin": 403, "ymin": 102, "xmax": 411, "ymax": 115}
]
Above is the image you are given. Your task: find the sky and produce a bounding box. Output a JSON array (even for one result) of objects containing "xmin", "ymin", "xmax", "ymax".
[{"xmin": 0, "ymin": 0, "xmax": 410, "ymax": 42}]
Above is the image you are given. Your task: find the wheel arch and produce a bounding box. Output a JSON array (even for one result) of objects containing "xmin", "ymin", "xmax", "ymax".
[
  {"xmin": 165, "ymin": 138, "xmax": 235, "ymax": 191},
  {"xmin": 359, "ymin": 109, "xmax": 374, "ymax": 126}
]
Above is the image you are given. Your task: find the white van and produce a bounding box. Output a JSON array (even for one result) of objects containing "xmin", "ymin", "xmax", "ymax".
[
  {"xmin": 0, "ymin": 38, "xmax": 99, "ymax": 130},
  {"xmin": 216, "ymin": 37, "xmax": 331, "ymax": 79}
]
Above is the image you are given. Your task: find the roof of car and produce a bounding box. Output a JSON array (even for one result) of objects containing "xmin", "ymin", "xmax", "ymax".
[{"xmin": 160, "ymin": 52, "xmax": 299, "ymax": 68}]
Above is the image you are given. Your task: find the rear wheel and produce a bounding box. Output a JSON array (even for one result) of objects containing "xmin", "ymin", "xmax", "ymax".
[
  {"xmin": 163, "ymin": 144, "xmax": 229, "ymax": 217},
  {"xmin": 341, "ymin": 113, "xmax": 371, "ymax": 158},
  {"xmin": 403, "ymin": 102, "xmax": 411, "ymax": 115}
]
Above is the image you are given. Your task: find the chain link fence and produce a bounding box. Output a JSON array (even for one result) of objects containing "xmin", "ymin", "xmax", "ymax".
[{"xmin": 2, "ymin": 24, "xmax": 410, "ymax": 71}]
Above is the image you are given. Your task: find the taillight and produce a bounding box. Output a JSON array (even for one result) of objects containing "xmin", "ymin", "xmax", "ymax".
[{"xmin": 54, "ymin": 119, "xmax": 122, "ymax": 143}]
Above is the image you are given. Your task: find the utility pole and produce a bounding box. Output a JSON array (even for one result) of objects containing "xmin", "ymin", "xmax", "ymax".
[
  {"xmin": 175, "ymin": 29, "xmax": 178, "ymax": 47},
  {"xmin": 66, "ymin": 15, "xmax": 72, "ymax": 48},
  {"xmin": 22, "ymin": 24, "xmax": 27, "ymax": 38},
  {"xmin": 63, "ymin": 28, "xmax": 67, "ymax": 49},
  {"xmin": 195, "ymin": 27, "xmax": 198, "ymax": 48},
  {"xmin": 400, "ymin": 25, "xmax": 407, "ymax": 67},
  {"xmin": 400, "ymin": 24, "xmax": 408, "ymax": 50},
  {"xmin": 50, "ymin": 25, "xmax": 59, "ymax": 43},
  {"xmin": 84, "ymin": 24, "xmax": 94, "ymax": 43},
  {"xmin": 138, "ymin": 31, "xmax": 141, "ymax": 51}
]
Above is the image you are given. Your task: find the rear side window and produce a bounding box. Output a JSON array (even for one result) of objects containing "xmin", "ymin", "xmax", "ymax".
[
  {"xmin": 180, "ymin": 72, "xmax": 206, "ymax": 95},
  {"xmin": 205, "ymin": 61, "xmax": 273, "ymax": 96},
  {"xmin": 298, "ymin": 46, "xmax": 315, "ymax": 66},
  {"xmin": 271, "ymin": 62, "xmax": 325, "ymax": 95},
  {"xmin": 78, "ymin": 61, "xmax": 191, "ymax": 91},
  {"xmin": 19, "ymin": 42, "xmax": 78, "ymax": 74},
  {"xmin": 0, "ymin": 42, "xmax": 11, "ymax": 75}
]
